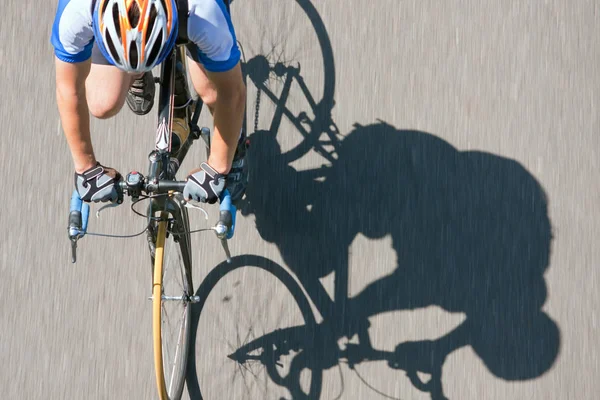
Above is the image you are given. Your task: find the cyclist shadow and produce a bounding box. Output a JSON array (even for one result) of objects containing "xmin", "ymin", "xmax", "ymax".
[
  {"xmin": 240, "ymin": 121, "xmax": 560, "ymax": 399},
  {"xmin": 184, "ymin": 0, "xmax": 559, "ymax": 396}
]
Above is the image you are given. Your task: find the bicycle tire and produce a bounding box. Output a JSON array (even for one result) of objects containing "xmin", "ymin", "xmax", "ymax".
[
  {"xmin": 152, "ymin": 209, "xmax": 193, "ymax": 400},
  {"xmin": 241, "ymin": 0, "xmax": 338, "ymax": 165},
  {"xmin": 277, "ymin": 0, "xmax": 338, "ymax": 165},
  {"xmin": 186, "ymin": 255, "xmax": 323, "ymax": 400}
]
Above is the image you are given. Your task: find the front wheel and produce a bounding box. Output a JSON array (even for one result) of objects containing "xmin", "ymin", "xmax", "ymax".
[{"xmin": 152, "ymin": 211, "xmax": 193, "ymax": 400}]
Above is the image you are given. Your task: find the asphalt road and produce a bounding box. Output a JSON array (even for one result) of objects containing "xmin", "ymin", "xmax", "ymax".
[{"xmin": 1, "ymin": 0, "xmax": 599, "ymax": 399}]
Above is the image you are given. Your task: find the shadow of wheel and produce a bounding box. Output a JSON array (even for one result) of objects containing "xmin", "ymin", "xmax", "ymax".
[
  {"xmin": 186, "ymin": 255, "xmax": 323, "ymax": 400},
  {"xmin": 240, "ymin": 0, "xmax": 338, "ymax": 166}
]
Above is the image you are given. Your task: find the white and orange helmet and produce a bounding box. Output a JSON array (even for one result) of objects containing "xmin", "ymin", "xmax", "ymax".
[{"xmin": 92, "ymin": 0, "xmax": 178, "ymax": 72}]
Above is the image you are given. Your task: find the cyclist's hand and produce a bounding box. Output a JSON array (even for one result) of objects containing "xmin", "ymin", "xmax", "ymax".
[
  {"xmin": 74, "ymin": 163, "xmax": 122, "ymax": 203},
  {"xmin": 183, "ymin": 162, "xmax": 226, "ymax": 204}
]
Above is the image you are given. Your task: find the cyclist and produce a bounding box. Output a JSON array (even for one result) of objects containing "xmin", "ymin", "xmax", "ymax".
[{"xmin": 52, "ymin": 0, "xmax": 247, "ymax": 204}]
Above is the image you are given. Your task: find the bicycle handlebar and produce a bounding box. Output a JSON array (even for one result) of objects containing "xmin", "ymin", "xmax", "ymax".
[
  {"xmin": 116, "ymin": 178, "xmax": 187, "ymax": 194},
  {"xmin": 68, "ymin": 177, "xmax": 186, "ymax": 245},
  {"xmin": 68, "ymin": 191, "xmax": 90, "ymax": 239},
  {"xmin": 68, "ymin": 172, "xmax": 236, "ymax": 263}
]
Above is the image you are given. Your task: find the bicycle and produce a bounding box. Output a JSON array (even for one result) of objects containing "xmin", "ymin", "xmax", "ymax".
[{"xmin": 66, "ymin": 18, "xmax": 239, "ymax": 400}]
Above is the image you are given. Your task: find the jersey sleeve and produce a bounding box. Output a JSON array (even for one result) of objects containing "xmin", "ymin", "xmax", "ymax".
[
  {"xmin": 187, "ymin": 0, "xmax": 241, "ymax": 72},
  {"xmin": 51, "ymin": 0, "xmax": 95, "ymax": 63}
]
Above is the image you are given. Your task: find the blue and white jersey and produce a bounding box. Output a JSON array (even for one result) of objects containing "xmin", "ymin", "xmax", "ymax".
[{"xmin": 51, "ymin": 0, "xmax": 240, "ymax": 72}]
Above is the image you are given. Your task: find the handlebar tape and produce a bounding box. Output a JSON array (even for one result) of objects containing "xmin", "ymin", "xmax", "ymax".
[
  {"xmin": 69, "ymin": 190, "xmax": 90, "ymax": 235},
  {"xmin": 219, "ymin": 189, "xmax": 236, "ymax": 239}
]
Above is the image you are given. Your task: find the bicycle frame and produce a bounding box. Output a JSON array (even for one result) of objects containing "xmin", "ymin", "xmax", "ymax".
[{"xmin": 145, "ymin": 45, "xmax": 203, "ymax": 222}]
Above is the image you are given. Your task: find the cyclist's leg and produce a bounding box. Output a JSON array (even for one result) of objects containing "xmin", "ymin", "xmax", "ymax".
[
  {"xmin": 186, "ymin": 48, "xmax": 217, "ymax": 112},
  {"xmin": 85, "ymin": 44, "xmax": 134, "ymax": 119}
]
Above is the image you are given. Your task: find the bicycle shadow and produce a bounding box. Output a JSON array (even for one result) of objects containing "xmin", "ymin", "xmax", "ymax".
[
  {"xmin": 242, "ymin": 122, "xmax": 559, "ymax": 399},
  {"xmin": 186, "ymin": 0, "xmax": 560, "ymax": 397}
]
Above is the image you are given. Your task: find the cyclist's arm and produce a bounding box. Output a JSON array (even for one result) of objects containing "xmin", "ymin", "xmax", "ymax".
[
  {"xmin": 52, "ymin": 0, "xmax": 96, "ymax": 173},
  {"xmin": 55, "ymin": 57, "xmax": 96, "ymax": 174},
  {"xmin": 187, "ymin": 0, "xmax": 244, "ymax": 174},
  {"xmin": 205, "ymin": 64, "xmax": 246, "ymax": 174}
]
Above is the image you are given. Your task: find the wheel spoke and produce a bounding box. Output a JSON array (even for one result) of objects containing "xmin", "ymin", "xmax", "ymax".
[
  {"xmin": 167, "ymin": 305, "xmax": 189, "ymax": 394},
  {"xmin": 153, "ymin": 209, "xmax": 192, "ymax": 400}
]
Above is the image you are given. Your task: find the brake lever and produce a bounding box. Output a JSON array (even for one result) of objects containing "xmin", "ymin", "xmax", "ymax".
[
  {"xmin": 214, "ymin": 190, "xmax": 236, "ymax": 263},
  {"xmin": 95, "ymin": 182, "xmax": 126, "ymax": 217},
  {"xmin": 219, "ymin": 237, "xmax": 232, "ymax": 263},
  {"xmin": 68, "ymin": 190, "xmax": 90, "ymax": 264},
  {"xmin": 70, "ymin": 238, "xmax": 78, "ymax": 264}
]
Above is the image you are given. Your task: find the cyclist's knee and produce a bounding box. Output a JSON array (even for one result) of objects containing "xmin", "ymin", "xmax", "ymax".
[
  {"xmin": 198, "ymin": 84, "xmax": 245, "ymax": 113},
  {"xmin": 199, "ymin": 89, "xmax": 217, "ymax": 110},
  {"xmin": 86, "ymin": 64, "xmax": 130, "ymax": 119},
  {"xmin": 88, "ymin": 98, "xmax": 124, "ymax": 119}
]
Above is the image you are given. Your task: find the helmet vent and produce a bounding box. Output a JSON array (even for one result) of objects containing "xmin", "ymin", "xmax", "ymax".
[
  {"xmin": 145, "ymin": 5, "xmax": 158, "ymax": 43},
  {"xmin": 129, "ymin": 41, "xmax": 139, "ymax": 69},
  {"xmin": 112, "ymin": 3, "xmax": 122, "ymax": 40},
  {"xmin": 100, "ymin": 0, "xmax": 110, "ymax": 16},
  {"xmin": 105, "ymin": 34, "xmax": 121, "ymax": 65},
  {"xmin": 146, "ymin": 30, "xmax": 163, "ymax": 67},
  {"xmin": 128, "ymin": 2, "xmax": 141, "ymax": 28},
  {"xmin": 159, "ymin": 0, "xmax": 169, "ymax": 13}
]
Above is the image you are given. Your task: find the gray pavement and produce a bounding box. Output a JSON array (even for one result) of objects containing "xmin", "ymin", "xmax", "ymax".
[{"xmin": 1, "ymin": 0, "xmax": 599, "ymax": 399}]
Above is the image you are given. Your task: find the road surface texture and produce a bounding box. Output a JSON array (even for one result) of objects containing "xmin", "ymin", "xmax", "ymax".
[{"xmin": 1, "ymin": 0, "xmax": 598, "ymax": 399}]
